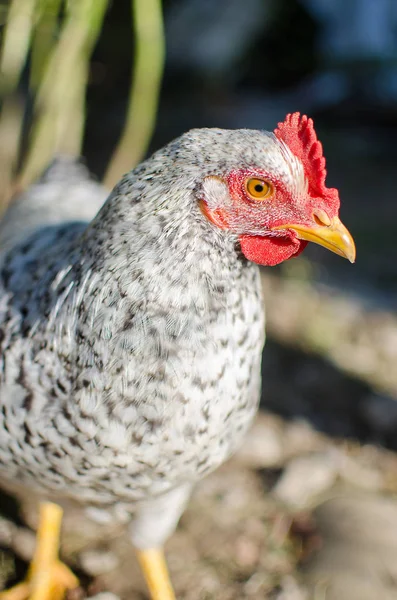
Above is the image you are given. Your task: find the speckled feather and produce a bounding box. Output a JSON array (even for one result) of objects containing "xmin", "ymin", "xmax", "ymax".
[{"xmin": 0, "ymin": 128, "xmax": 310, "ymax": 547}]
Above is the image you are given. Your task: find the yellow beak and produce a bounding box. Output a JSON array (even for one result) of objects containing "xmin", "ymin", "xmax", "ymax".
[{"xmin": 273, "ymin": 216, "xmax": 356, "ymax": 263}]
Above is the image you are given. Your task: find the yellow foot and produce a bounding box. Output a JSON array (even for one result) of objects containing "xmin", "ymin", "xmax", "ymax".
[
  {"xmin": 136, "ymin": 548, "xmax": 176, "ymax": 600},
  {"xmin": 0, "ymin": 503, "xmax": 79, "ymax": 600}
]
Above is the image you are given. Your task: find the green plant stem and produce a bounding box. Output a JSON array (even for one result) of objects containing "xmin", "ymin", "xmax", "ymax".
[
  {"xmin": 18, "ymin": 0, "xmax": 108, "ymax": 189},
  {"xmin": 0, "ymin": 96, "xmax": 24, "ymax": 211},
  {"xmin": 0, "ymin": 0, "xmax": 37, "ymax": 93},
  {"xmin": 0, "ymin": 0, "xmax": 37, "ymax": 208},
  {"xmin": 30, "ymin": 0, "xmax": 63, "ymax": 91},
  {"xmin": 104, "ymin": 0, "xmax": 165, "ymax": 188}
]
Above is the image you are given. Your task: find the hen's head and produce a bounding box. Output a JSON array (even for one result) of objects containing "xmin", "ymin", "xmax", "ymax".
[{"xmin": 190, "ymin": 113, "xmax": 355, "ymax": 266}]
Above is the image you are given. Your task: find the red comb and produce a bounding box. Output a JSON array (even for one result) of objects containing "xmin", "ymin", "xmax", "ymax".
[{"xmin": 274, "ymin": 113, "xmax": 339, "ymax": 210}]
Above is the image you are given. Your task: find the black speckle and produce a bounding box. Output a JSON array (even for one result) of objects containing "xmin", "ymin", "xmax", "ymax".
[
  {"xmin": 47, "ymin": 466, "xmax": 60, "ymax": 476},
  {"xmin": 132, "ymin": 432, "xmax": 143, "ymax": 445},
  {"xmin": 22, "ymin": 392, "xmax": 33, "ymax": 411},
  {"xmin": 56, "ymin": 379, "xmax": 67, "ymax": 394},
  {"xmin": 201, "ymin": 404, "xmax": 210, "ymax": 421},
  {"xmin": 224, "ymin": 409, "xmax": 234, "ymax": 422},
  {"xmin": 20, "ymin": 242, "xmax": 33, "ymax": 255},
  {"xmin": 61, "ymin": 405, "xmax": 73, "ymax": 421},
  {"xmin": 197, "ymin": 457, "xmax": 208, "ymax": 468},
  {"xmin": 174, "ymin": 392, "xmax": 188, "ymax": 405},
  {"xmin": 23, "ymin": 422, "xmax": 33, "ymax": 444},
  {"xmin": 1, "ymin": 266, "xmax": 12, "ymax": 287},
  {"xmin": 192, "ymin": 377, "xmax": 207, "ymax": 392},
  {"xmin": 122, "ymin": 311, "xmax": 135, "ymax": 331},
  {"xmin": 146, "ymin": 418, "xmax": 163, "ymax": 433},
  {"xmin": 16, "ymin": 364, "xmax": 26, "ymax": 387},
  {"xmin": 238, "ymin": 331, "xmax": 249, "ymax": 347}
]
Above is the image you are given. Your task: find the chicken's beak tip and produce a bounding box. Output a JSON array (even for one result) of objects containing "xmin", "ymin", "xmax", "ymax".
[{"xmin": 273, "ymin": 217, "xmax": 356, "ymax": 263}]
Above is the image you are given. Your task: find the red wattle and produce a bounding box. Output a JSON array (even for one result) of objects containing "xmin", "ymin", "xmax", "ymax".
[{"xmin": 239, "ymin": 235, "xmax": 307, "ymax": 266}]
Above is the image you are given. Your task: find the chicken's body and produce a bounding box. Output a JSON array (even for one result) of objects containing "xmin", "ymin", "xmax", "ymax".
[
  {"xmin": 0, "ymin": 137, "xmax": 264, "ymax": 544},
  {"xmin": 0, "ymin": 118, "xmax": 355, "ymax": 599}
]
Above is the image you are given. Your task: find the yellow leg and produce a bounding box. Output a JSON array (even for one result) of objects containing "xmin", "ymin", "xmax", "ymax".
[
  {"xmin": 0, "ymin": 584, "xmax": 30, "ymax": 600},
  {"xmin": 136, "ymin": 548, "xmax": 176, "ymax": 600},
  {"xmin": 0, "ymin": 503, "xmax": 79, "ymax": 600}
]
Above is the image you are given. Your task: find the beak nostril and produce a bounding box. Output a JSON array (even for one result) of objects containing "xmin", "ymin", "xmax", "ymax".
[{"xmin": 313, "ymin": 210, "xmax": 331, "ymax": 227}]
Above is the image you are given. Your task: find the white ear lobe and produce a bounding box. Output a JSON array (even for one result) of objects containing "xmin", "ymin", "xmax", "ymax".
[{"xmin": 202, "ymin": 176, "xmax": 231, "ymax": 210}]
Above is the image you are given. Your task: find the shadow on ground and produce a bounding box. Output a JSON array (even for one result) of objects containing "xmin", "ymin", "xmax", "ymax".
[{"xmin": 261, "ymin": 338, "xmax": 384, "ymax": 446}]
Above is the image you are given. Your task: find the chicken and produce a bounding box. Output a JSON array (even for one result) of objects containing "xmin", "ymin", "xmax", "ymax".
[{"xmin": 0, "ymin": 113, "xmax": 355, "ymax": 600}]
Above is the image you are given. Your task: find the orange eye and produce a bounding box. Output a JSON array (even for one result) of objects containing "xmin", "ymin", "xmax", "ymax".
[{"xmin": 246, "ymin": 178, "xmax": 274, "ymax": 200}]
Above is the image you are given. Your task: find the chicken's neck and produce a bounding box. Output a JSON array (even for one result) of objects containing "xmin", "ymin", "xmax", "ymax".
[{"xmin": 80, "ymin": 168, "xmax": 256, "ymax": 320}]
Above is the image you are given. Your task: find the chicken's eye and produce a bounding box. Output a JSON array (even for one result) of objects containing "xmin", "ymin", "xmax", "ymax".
[{"xmin": 246, "ymin": 178, "xmax": 274, "ymax": 200}]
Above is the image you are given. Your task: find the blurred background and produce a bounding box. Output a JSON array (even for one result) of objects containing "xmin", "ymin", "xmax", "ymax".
[{"xmin": 1, "ymin": 1, "xmax": 397, "ymax": 598}]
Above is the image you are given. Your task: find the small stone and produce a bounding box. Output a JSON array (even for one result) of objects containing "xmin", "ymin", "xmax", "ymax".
[
  {"xmin": 85, "ymin": 507, "xmax": 115, "ymax": 525},
  {"xmin": 283, "ymin": 420, "xmax": 325, "ymax": 458},
  {"xmin": 302, "ymin": 493, "xmax": 397, "ymax": 600},
  {"xmin": 236, "ymin": 417, "xmax": 284, "ymax": 468},
  {"xmin": 13, "ymin": 528, "xmax": 36, "ymax": 562},
  {"xmin": 234, "ymin": 535, "xmax": 260, "ymax": 568},
  {"xmin": 274, "ymin": 453, "xmax": 338, "ymax": 508},
  {"xmin": 275, "ymin": 575, "xmax": 309, "ymax": 600},
  {"xmin": 0, "ymin": 517, "xmax": 16, "ymax": 546},
  {"xmin": 79, "ymin": 549, "xmax": 119, "ymax": 576},
  {"xmin": 244, "ymin": 571, "xmax": 272, "ymax": 595},
  {"xmin": 88, "ymin": 594, "xmax": 120, "ymax": 600},
  {"xmin": 339, "ymin": 455, "xmax": 383, "ymax": 491}
]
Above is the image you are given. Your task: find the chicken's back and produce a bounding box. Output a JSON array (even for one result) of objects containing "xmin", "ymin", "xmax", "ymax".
[{"xmin": 0, "ymin": 158, "xmax": 108, "ymax": 255}]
